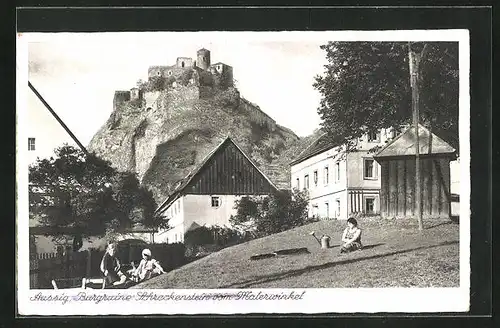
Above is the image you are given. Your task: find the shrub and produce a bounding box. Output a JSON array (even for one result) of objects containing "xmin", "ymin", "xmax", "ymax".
[
  {"xmin": 230, "ymin": 189, "xmax": 310, "ymax": 238},
  {"xmin": 179, "ymin": 69, "xmax": 194, "ymax": 86},
  {"xmin": 184, "ymin": 225, "xmax": 247, "ymax": 257}
]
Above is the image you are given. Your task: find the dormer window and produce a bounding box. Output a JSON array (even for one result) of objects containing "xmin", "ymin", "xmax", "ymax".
[{"xmin": 368, "ymin": 131, "xmax": 380, "ymax": 142}]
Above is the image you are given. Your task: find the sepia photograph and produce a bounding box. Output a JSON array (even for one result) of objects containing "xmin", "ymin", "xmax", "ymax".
[{"xmin": 16, "ymin": 29, "xmax": 470, "ymax": 315}]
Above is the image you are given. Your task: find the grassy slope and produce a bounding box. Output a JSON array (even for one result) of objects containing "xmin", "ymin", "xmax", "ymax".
[{"xmin": 133, "ymin": 219, "xmax": 459, "ymax": 289}]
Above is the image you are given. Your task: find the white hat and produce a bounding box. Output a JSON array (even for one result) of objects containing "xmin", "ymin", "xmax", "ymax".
[{"xmin": 142, "ymin": 248, "xmax": 152, "ymax": 257}]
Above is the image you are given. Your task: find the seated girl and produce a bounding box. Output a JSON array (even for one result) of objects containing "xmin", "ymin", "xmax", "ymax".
[
  {"xmin": 132, "ymin": 248, "xmax": 165, "ymax": 282},
  {"xmin": 340, "ymin": 217, "xmax": 363, "ymax": 253},
  {"xmin": 100, "ymin": 243, "xmax": 127, "ymax": 286}
]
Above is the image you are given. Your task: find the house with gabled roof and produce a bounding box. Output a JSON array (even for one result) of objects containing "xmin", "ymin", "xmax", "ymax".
[
  {"xmin": 373, "ymin": 124, "xmax": 457, "ymax": 219},
  {"xmin": 154, "ymin": 136, "xmax": 278, "ymax": 243},
  {"xmin": 290, "ymin": 128, "xmax": 396, "ymax": 220}
]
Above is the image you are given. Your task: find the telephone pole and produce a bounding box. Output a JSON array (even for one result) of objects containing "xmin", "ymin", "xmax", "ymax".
[{"xmin": 408, "ymin": 43, "xmax": 426, "ymax": 231}]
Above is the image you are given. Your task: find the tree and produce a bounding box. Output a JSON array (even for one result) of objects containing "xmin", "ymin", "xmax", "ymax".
[
  {"xmin": 29, "ymin": 145, "xmax": 166, "ymax": 240},
  {"xmin": 229, "ymin": 189, "xmax": 310, "ymax": 237},
  {"xmin": 313, "ymin": 42, "xmax": 459, "ymax": 151}
]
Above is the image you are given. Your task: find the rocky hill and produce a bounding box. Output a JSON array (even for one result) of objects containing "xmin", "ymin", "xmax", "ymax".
[{"xmin": 88, "ymin": 85, "xmax": 302, "ymax": 204}]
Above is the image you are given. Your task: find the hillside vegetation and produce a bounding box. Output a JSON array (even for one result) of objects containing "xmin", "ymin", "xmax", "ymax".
[{"xmin": 88, "ymin": 86, "xmax": 306, "ymax": 204}]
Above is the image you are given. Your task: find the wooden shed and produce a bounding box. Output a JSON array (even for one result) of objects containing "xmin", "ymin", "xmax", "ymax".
[{"xmin": 373, "ymin": 124, "xmax": 456, "ymax": 219}]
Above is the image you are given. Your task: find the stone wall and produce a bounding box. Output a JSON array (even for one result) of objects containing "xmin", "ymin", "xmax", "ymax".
[
  {"xmin": 239, "ymin": 98, "xmax": 277, "ymax": 131},
  {"xmin": 148, "ymin": 65, "xmax": 194, "ymax": 80},
  {"xmin": 176, "ymin": 57, "xmax": 194, "ymax": 68}
]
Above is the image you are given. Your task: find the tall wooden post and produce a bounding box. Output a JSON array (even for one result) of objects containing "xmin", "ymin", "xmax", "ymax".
[
  {"xmin": 28, "ymin": 81, "xmax": 89, "ymax": 155},
  {"xmin": 408, "ymin": 43, "xmax": 424, "ymax": 231}
]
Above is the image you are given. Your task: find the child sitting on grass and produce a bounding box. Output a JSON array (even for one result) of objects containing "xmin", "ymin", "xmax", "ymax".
[
  {"xmin": 100, "ymin": 243, "xmax": 127, "ymax": 286},
  {"xmin": 132, "ymin": 248, "xmax": 165, "ymax": 282},
  {"xmin": 340, "ymin": 217, "xmax": 363, "ymax": 254}
]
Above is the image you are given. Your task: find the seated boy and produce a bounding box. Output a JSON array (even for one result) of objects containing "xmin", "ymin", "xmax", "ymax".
[{"xmin": 100, "ymin": 243, "xmax": 127, "ymax": 286}]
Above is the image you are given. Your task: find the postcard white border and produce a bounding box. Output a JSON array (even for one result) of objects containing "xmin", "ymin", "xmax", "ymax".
[{"xmin": 16, "ymin": 30, "xmax": 470, "ymax": 315}]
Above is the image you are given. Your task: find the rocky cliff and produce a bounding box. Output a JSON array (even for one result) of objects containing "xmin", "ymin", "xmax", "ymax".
[{"xmin": 88, "ymin": 85, "xmax": 300, "ymax": 204}]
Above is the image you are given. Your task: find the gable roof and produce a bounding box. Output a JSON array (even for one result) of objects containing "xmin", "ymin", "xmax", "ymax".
[
  {"xmin": 290, "ymin": 133, "xmax": 341, "ymax": 166},
  {"xmin": 155, "ymin": 136, "xmax": 278, "ymax": 214},
  {"xmin": 186, "ymin": 221, "xmax": 203, "ymax": 232},
  {"xmin": 373, "ymin": 124, "xmax": 456, "ymax": 158}
]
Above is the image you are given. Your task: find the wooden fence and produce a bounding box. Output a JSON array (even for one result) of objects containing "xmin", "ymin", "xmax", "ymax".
[{"xmin": 30, "ymin": 251, "xmax": 89, "ymax": 289}]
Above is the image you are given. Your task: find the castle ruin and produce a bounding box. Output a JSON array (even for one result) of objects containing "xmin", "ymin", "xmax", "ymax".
[{"xmin": 111, "ymin": 48, "xmax": 276, "ymax": 131}]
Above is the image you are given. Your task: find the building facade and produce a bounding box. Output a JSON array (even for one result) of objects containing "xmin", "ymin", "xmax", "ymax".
[
  {"xmin": 155, "ymin": 137, "xmax": 278, "ymax": 244},
  {"xmin": 290, "ymin": 129, "xmax": 395, "ymax": 220}
]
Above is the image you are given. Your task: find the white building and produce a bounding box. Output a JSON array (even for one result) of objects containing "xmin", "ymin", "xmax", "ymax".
[
  {"xmin": 290, "ymin": 129, "xmax": 395, "ymax": 220},
  {"xmin": 155, "ymin": 137, "xmax": 278, "ymax": 244}
]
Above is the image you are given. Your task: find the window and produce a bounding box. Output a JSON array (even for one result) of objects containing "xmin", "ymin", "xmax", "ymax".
[
  {"xmin": 28, "ymin": 138, "xmax": 35, "ymax": 151},
  {"xmin": 312, "ymin": 204, "xmax": 319, "ymax": 218},
  {"xmin": 313, "ymin": 170, "xmax": 318, "ymax": 186},
  {"xmin": 211, "ymin": 196, "xmax": 221, "ymax": 208},
  {"xmin": 168, "ymin": 71, "xmax": 172, "ymax": 76},
  {"xmin": 364, "ymin": 159, "xmax": 377, "ymax": 179},
  {"xmin": 304, "ymin": 175, "xmax": 309, "ymax": 190},
  {"xmin": 335, "ymin": 162, "xmax": 340, "ymax": 182},
  {"xmin": 365, "ymin": 198, "xmax": 375, "ymax": 214},
  {"xmin": 368, "ymin": 131, "xmax": 380, "ymax": 142},
  {"xmin": 324, "ymin": 166, "xmax": 329, "ymax": 185},
  {"xmin": 296, "ymin": 177, "xmax": 300, "ymax": 190},
  {"xmin": 325, "ymin": 202, "xmax": 329, "ymax": 219},
  {"xmin": 181, "ymin": 61, "xmax": 185, "ymax": 67},
  {"xmin": 336, "ymin": 199, "xmax": 341, "ymax": 218}
]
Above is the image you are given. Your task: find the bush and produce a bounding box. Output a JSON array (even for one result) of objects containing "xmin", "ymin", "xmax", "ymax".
[
  {"xmin": 184, "ymin": 225, "xmax": 247, "ymax": 258},
  {"xmin": 179, "ymin": 69, "xmax": 194, "ymax": 86},
  {"xmin": 184, "ymin": 225, "xmax": 245, "ymax": 247},
  {"xmin": 230, "ymin": 189, "xmax": 310, "ymax": 238},
  {"xmin": 213, "ymin": 87, "xmax": 240, "ymax": 108}
]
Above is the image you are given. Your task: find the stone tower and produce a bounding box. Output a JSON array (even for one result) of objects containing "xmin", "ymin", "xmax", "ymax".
[{"xmin": 196, "ymin": 48, "xmax": 211, "ymax": 70}]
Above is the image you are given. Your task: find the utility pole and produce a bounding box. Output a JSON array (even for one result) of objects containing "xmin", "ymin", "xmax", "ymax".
[
  {"xmin": 408, "ymin": 43, "xmax": 426, "ymax": 231},
  {"xmin": 28, "ymin": 81, "xmax": 89, "ymax": 155}
]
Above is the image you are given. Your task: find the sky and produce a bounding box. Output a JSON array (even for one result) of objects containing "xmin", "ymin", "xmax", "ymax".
[{"xmin": 24, "ymin": 32, "xmax": 329, "ymax": 161}]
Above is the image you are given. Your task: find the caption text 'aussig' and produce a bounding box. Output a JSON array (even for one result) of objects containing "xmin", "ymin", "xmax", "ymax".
[{"xmin": 30, "ymin": 291, "xmax": 306, "ymax": 305}]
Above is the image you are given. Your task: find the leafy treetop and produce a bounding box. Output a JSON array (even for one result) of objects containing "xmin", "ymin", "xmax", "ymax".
[
  {"xmin": 313, "ymin": 42, "xmax": 459, "ymax": 152},
  {"xmin": 29, "ymin": 145, "xmax": 166, "ymax": 238}
]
